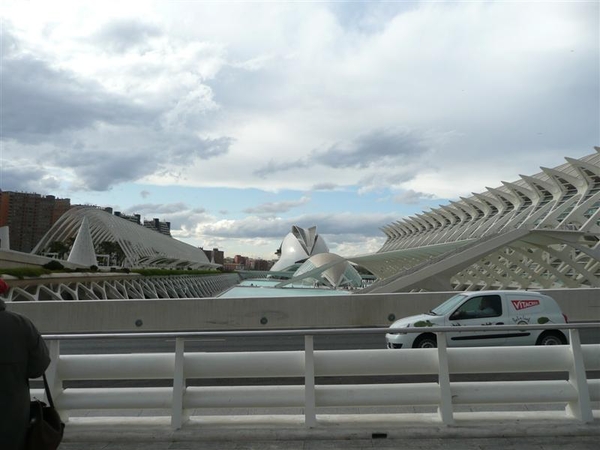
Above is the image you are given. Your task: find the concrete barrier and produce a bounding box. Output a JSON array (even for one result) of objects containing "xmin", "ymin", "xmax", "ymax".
[{"xmin": 6, "ymin": 288, "xmax": 600, "ymax": 333}]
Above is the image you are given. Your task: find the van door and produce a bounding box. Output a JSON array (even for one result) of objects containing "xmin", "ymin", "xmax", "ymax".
[
  {"xmin": 505, "ymin": 293, "xmax": 547, "ymax": 345},
  {"xmin": 445, "ymin": 294, "xmax": 507, "ymax": 347}
]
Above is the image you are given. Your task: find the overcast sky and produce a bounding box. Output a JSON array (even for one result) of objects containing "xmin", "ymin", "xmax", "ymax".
[{"xmin": 1, "ymin": 1, "xmax": 598, "ymax": 260}]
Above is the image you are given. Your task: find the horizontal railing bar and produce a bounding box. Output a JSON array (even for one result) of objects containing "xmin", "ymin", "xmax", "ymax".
[
  {"xmin": 44, "ymin": 379, "xmax": 600, "ymax": 410},
  {"xmin": 54, "ymin": 346, "xmax": 600, "ymax": 380},
  {"xmin": 42, "ymin": 322, "xmax": 600, "ymax": 340}
]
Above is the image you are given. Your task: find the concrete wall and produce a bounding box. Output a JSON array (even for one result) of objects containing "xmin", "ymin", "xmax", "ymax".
[{"xmin": 5, "ymin": 288, "xmax": 599, "ymax": 333}]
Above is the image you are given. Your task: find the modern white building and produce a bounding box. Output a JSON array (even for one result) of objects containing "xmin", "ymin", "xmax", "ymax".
[
  {"xmin": 33, "ymin": 207, "xmax": 218, "ymax": 269},
  {"xmin": 271, "ymin": 225, "xmax": 330, "ymax": 272},
  {"xmin": 353, "ymin": 148, "xmax": 600, "ymax": 293},
  {"xmin": 291, "ymin": 253, "xmax": 363, "ymax": 289}
]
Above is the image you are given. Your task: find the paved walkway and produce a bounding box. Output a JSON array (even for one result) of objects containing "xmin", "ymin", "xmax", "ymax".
[
  {"xmin": 58, "ymin": 411, "xmax": 600, "ymax": 450},
  {"xmin": 57, "ymin": 435, "xmax": 600, "ymax": 449}
]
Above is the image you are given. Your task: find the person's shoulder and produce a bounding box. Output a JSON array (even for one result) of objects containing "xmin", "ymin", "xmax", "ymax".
[{"xmin": 1, "ymin": 307, "xmax": 39, "ymax": 330}]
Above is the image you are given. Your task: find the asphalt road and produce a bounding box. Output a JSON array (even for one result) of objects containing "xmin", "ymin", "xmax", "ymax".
[
  {"xmin": 58, "ymin": 332, "xmax": 387, "ymax": 354},
  {"xmin": 57, "ymin": 327, "xmax": 600, "ymax": 355}
]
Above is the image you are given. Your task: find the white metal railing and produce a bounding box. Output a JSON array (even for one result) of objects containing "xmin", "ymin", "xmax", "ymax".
[{"xmin": 35, "ymin": 323, "xmax": 600, "ymax": 429}]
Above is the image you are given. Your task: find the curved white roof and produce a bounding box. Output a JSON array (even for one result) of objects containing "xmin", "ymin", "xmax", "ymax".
[
  {"xmin": 33, "ymin": 207, "xmax": 217, "ymax": 269},
  {"xmin": 353, "ymin": 148, "xmax": 600, "ymax": 291},
  {"xmin": 293, "ymin": 253, "xmax": 362, "ymax": 289},
  {"xmin": 271, "ymin": 225, "xmax": 329, "ymax": 272}
]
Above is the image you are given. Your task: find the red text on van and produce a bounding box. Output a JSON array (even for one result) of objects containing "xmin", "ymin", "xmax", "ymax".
[{"xmin": 511, "ymin": 299, "xmax": 540, "ymax": 310}]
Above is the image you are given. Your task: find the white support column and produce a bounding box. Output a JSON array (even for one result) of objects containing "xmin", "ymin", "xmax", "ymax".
[
  {"xmin": 171, "ymin": 337, "xmax": 187, "ymax": 429},
  {"xmin": 45, "ymin": 340, "xmax": 61, "ymax": 398},
  {"xmin": 436, "ymin": 332, "xmax": 454, "ymax": 425},
  {"xmin": 46, "ymin": 340, "xmax": 67, "ymax": 420},
  {"xmin": 566, "ymin": 329, "xmax": 593, "ymax": 422},
  {"xmin": 304, "ymin": 335, "xmax": 317, "ymax": 428}
]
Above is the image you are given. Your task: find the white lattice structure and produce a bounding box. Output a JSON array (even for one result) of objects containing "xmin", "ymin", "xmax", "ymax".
[
  {"xmin": 2, "ymin": 273, "xmax": 240, "ymax": 302},
  {"xmin": 355, "ymin": 149, "xmax": 600, "ymax": 292},
  {"xmin": 33, "ymin": 207, "xmax": 218, "ymax": 269}
]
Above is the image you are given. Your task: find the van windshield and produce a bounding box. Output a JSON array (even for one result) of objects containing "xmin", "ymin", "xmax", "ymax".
[{"xmin": 430, "ymin": 294, "xmax": 468, "ymax": 316}]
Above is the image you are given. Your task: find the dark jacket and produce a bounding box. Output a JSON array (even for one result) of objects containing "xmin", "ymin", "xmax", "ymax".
[{"xmin": 0, "ymin": 299, "xmax": 50, "ymax": 450}]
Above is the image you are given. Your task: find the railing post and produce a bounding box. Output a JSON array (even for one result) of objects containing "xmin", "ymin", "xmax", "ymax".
[
  {"xmin": 46, "ymin": 340, "xmax": 67, "ymax": 420},
  {"xmin": 171, "ymin": 337, "xmax": 187, "ymax": 429},
  {"xmin": 304, "ymin": 335, "xmax": 317, "ymax": 427},
  {"xmin": 566, "ymin": 329, "xmax": 593, "ymax": 422},
  {"xmin": 436, "ymin": 331, "xmax": 454, "ymax": 425}
]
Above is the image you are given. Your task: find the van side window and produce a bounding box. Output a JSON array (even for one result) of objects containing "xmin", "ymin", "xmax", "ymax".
[{"xmin": 451, "ymin": 295, "xmax": 502, "ymax": 320}]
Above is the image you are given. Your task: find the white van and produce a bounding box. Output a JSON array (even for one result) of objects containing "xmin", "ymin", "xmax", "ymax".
[{"xmin": 386, "ymin": 291, "xmax": 568, "ymax": 349}]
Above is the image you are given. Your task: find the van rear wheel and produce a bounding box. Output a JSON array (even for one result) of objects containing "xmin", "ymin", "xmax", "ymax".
[
  {"xmin": 413, "ymin": 334, "xmax": 437, "ymax": 348},
  {"xmin": 536, "ymin": 331, "xmax": 567, "ymax": 346}
]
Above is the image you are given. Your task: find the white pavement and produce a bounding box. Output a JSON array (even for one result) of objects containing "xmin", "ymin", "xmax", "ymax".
[{"xmin": 58, "ymin": 411, "xmax": 600, "ymax": 450}]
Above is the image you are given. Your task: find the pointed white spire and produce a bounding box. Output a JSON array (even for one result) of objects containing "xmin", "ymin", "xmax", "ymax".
[{"xmin": 68, "ymin": 217, "xmax": 98, "ymax": 267}]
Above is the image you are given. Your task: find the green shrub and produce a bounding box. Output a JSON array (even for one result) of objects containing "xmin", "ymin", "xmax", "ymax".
[
  {"xmin": 0, "ymin": 267, "xmax": 51, "ymax": 279},
  {"xmin": 43, "ymin": 260, "xmax": 64, "ymax": 270}
]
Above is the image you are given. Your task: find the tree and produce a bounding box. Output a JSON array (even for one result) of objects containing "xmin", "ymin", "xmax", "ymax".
[
  {"xmin": 48, "ymin": 241, "xmax": 70, "ymax": 259},
  {"xmin": 98, "ymin": 241, "xmax": 125, "ymax": 266}
]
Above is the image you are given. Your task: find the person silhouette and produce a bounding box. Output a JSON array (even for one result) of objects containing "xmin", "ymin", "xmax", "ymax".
[
  {"xmin": 0, "ymin": 279, "xmax": 51, "ymax": 450},
  {"xmin": 477, "ymin": 297, "xmax": 498, "ymax": 317}
]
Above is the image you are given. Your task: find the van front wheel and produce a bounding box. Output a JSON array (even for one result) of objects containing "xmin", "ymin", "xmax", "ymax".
[
  {"xmin": 536, "ymin": 331, "xmax": 567, "ymax": 346},
  {"xmin": 413, "ymin": 334, "xmax": 437, "ymax": 348}
]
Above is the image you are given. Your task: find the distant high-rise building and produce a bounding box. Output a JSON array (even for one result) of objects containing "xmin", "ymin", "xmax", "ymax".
[
  {"xmin": 252, "ymin": 259, "xmax": 271, "ymax": 271},
  {"xmin": 201, "ymin": 247, "xmax": 224, "ymax": 265},
  {"xmin": 143, "ymin": 218, "xmax": 172, "ymax": 237},
  {"xmin": 0, "ymin": 191, "xmax": 72, "ymax": 252},
  {"xmin": 233, "ymin": 255, "xmax": 247, "ymax": 266},
  {"xmin": 114, "ymin": 211, "xmax": 141, "ymax": 225}
]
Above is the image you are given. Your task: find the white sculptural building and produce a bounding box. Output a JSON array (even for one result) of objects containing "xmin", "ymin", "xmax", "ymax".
[
  {"xmin": 271, "ymin": 225, "xmax": 330, "ymax": 272},
  {"xmin": 292, "ymin": 253, "xmax": 363, "ymax": 289},
  {"xmin": 270, "ymin": 225, "xmax": 363, "ymax": 289},
  {"xmin": 33, "ymin": 206, "xmax": 217, "ymax": 269},
  {"xmin": 354, "ymin": 148, "xmax": 600, "ymax": 293}
]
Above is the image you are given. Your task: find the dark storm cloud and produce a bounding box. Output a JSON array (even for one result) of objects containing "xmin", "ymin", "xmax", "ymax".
[
  {"xmin": 0, "ymin": 52, "xmax": 155, "ymax": 143},
  {"xmin": 319, "ymin": 129, "xmax": 428, "ymax": 169},
  {"xmin": 169, "ymin": 135, "xmax": 234, "ymax": 162},
  {"xmin": 53, "ymin": 150, "xmax": 158, "ymax": 191},
  {"xmin": 254, "ymin": 128, "xmax": 430, "ymax": 177},
  {"xmin": 90, "ymin": 19, "xmax": 163, "ymax": 53},
  {"xmin": 0, "ymin": 28, "xmax": 235, "ymax": 191},
  {"xmin": 0, "ymin": 162, "xmax": 60, "ymax": 192},
  {"xmin": 38, "ymin": 132, "xmax": 234, "ymax": 192}
]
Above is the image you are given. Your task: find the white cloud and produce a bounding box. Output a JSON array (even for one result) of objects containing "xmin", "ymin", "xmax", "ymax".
[{"xmin": 1, "ymin": 1, "xmax": 597, "ymax": 259}]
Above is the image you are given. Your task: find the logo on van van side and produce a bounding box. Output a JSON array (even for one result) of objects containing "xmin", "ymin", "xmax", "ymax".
[{"xmin": 511, "ymin": 299, "xmax": 540, "ymax": 310}]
